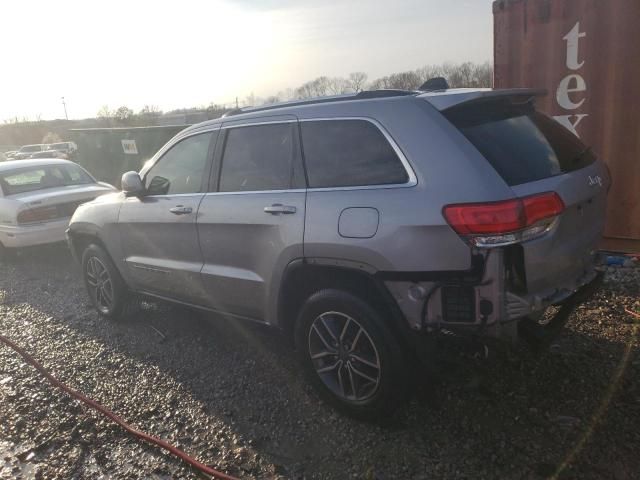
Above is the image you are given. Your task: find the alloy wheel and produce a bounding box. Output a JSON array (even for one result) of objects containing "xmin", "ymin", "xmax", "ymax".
[
  {"xmin": 308, "ymin": 311, "xmax": 381, "ymax": 402},
  {"xmin": 85, "ymin": 256, "xmax": 114, "ymax": 314}
]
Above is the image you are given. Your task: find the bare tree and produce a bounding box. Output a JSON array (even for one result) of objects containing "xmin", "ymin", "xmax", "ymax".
[
  {"xmin": 295, "ymin": 76, "xmax": 332, "ymax": 99},
  {"xmin": 139, "ymin": 105, "xmax": 162, "ymax": 116},
  {"xmin": 419, "ymin": 61, "xmax": 493, "ymax": 88},
  {"xmin": 327, "ymin": 77, "xmax": 350, "ymax": 95},
  {"xmin": 295, "ymin": 81, "xmax": 315, "ymax": 99},
  {"xmin": 473, "ymin": 61, "xmax": 493, "ymax": 88},
  {"xmin": 348, "ymin": 72, "xmax": 368, "ymax": 92},
  {"xmin": 114, "ymin": 106, "xmax": 134, "ymax": 123},
  {"xmin": 370, "ymin": 71, "xmax": 422, "ymax": 90},
  {"xmin": 416, "ymin": 64, "xmax": 445, "ymax": 83},
  {"xmin": 96, "ymin": 105, "xmax": 113, "ymax": 118}
]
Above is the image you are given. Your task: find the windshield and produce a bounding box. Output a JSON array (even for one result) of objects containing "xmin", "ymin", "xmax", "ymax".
[
  {"xmin": 0, "ymin": 164, "xmax": 94, "ymax": 195},
  {"xmin": 19, "ymin": 145, "xmax": 42, "ymax": 153},
  {"xmin": 49, "ymin": 143, "xmax": 68, "ymax": 150},
  {"xmin": 445, "ymin": 100, "xmax": 596, "ymax": 186}
]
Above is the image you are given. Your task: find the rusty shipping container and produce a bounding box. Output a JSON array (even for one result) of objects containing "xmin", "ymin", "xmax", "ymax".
[{"xmin": 493, "ymin": 0, "xmax": 640, "ymax": 252}]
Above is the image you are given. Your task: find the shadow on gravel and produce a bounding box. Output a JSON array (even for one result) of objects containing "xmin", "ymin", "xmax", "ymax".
[{"xmin": 1, "ymin": 244, "xmax": 638, "ymax": 479}]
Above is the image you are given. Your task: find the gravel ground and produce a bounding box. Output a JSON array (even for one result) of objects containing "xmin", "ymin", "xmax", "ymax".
[{"xmin": 0, "ymin": 245, "xmax": 638, "ymax": 480}]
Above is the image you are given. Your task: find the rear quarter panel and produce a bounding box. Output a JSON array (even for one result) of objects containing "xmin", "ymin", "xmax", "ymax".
[{"xmin": 300, "ymin": 97, "xmax": 515, "ymax": 273}]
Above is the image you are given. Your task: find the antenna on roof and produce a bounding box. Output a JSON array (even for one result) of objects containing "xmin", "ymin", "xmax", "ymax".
[{"xmin": 418, "ymin": 77, "xmax": 450, "ymax": 91}]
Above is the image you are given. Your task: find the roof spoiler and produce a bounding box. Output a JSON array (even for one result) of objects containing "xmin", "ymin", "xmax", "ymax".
[
  {"xmin": 421, "ymin": 88, "xmax": 547, "ymax": 111},
  {"xmin": 418, "ymin": 77, "xmax": 450, "ymax": 91}
]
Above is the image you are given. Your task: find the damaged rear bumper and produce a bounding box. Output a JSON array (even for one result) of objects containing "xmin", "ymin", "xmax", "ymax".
[
  {"xmin": 517, "ymin": 270, "xmax": 604, "ymax": 349},
  {"xmin": 382, "ymin": 248, "xmax": 604, "ymax": 344}
]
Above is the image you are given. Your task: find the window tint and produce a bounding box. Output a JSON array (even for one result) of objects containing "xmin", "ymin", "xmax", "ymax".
[
  {"xmin": 0, "ymin": 164, "xmax": 94, "ymax": 195},
  {"xmin": 300, "ymin": 120, "xmax": 409, "ymax": 188},
  {"xmin": 145, "ymin": 132, "xmax": 214, "ymax": 195},
  {"xmin": 445, "ymin": 100, "xmax": 596, "ymax": 186},
  {"xmin": 219, "ymin": 123, "xmax": 301, "ymax": 192}
]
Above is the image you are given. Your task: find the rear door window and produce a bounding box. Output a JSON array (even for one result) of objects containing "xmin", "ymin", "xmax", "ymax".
[
  {"xmin": 218, "ymin": 122, "xmax": 303, "ymax": 192},
  {"xmin": 445, "ymin": 100, "xmax": 596, "ymax": 186},
  {"xmin": 300, "ymin": 119, "xmax": 409, "ymax": 188}
]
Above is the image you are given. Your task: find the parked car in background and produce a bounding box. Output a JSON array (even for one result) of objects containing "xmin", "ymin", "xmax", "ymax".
[
  {"xmin": 47, "ymin": 141, "xmax": 78, "ymax": 159},
  {"xmin": 30, "ymin": 149, "xmax": 67, "ymax": 159},
  {"xmin": 13, "ymin": 144, "xmax": 47, "ymax": 160},
  {"xmin": 0, "ymin": 159, "xmax": 115, "ymax": 258},
  {"xmin": 67, "ymin": 86, "xmax": 608, "ymax": 418},
  {"xmin": 3, "ymin": 151, "xmax": 18, "ymax": 160}
]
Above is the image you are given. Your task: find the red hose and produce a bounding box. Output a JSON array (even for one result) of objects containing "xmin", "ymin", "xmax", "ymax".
[{"xmin": 0, "ymin": 333, "xmax": 239, "ymax": 480}]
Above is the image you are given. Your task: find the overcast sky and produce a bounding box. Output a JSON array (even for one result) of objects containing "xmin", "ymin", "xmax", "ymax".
[{"xmin": 0, "ymin": 0, "xmax": 493, "ymax": 121}]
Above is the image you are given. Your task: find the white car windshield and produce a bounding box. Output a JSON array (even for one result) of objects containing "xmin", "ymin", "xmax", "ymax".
[{"xmin": 0, "ymin": 164, "xmax": 94, "ymax": 195}]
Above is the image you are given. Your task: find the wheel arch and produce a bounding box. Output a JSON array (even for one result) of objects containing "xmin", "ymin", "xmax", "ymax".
[
  {"xmin": 277, "ymin": 260, "xmax": 408, "ymax": 345},
  {"xmin": 68, "ymin": 224, "xmax": 107, "ymax": 260},
  {"xmin": 67, "ymin": 225, "xmax": 128, "ymax": 283}
]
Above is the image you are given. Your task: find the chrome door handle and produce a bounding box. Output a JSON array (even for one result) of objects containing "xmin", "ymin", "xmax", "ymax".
[
  {"xmin": 169, "ymin": 205, "xmax": 193, "ymax": 215},
  {"xmin": 263, "ymin": 204, "xmax": 297, "ymax": 215}
]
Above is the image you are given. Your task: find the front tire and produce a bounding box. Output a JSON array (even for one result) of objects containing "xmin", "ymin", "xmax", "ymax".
[
  {"xmin": 295, "ymin": 289, "xmax": 409, "ymax": 420},
  {"xmin": 81, "ymin": 244, "xmax": 131, "ymax": 320}
]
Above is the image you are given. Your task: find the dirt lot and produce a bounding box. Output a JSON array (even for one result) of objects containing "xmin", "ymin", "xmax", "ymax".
[{"xmin": 0, "ymin": 245, "xmax": 638, "ymax": 480}]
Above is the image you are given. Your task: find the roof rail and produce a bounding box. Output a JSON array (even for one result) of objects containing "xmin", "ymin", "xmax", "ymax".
[
  {"xmin": 355, "ymin": 89, "xmax": 417, "ymax": 99},
  {"xmin": 221, "ymin": 108, "xmax": 244, "ymax": 118},
  {"xmin": 224, "ymin": 89, "xmax": 417, "ymax": 117}
]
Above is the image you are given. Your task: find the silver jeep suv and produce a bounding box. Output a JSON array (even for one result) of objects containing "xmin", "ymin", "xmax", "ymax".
[{"xmin": 67, "ymin": 86, "xmax": 608, "ymax": 418}]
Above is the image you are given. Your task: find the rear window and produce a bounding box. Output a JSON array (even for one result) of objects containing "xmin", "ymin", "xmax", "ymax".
[
  {"xmin": 445, "ymin": 100, "xmax": 596, "ymax": 186},
  {"xmin": 20, "ymin": 145, "xmax": 42, "ymax": 153},
  {"xmin": 0, "ymin": 165, "xmax": 94, "ymax": 196},
  {"xmin": 300, "ymin": 119, "xmax": 409, "ymax": 188}
]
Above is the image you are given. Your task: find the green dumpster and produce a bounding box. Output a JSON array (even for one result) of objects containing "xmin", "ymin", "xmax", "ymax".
[{"xmin": 70, "ymin": 125, "xmax": 187, "ymax": 186}]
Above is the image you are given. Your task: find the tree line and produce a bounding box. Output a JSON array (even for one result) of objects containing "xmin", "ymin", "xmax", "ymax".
[
  {"xmin": 94, "ymin": 61, "xmax": 492, "ymax": 121},
  {"xmin": 284, "ymin": 61, "xmax": 492, "ymax": 102},
  {"xmin": 1, "ymin": 61, "xmax": 491, "ymax": 146}
]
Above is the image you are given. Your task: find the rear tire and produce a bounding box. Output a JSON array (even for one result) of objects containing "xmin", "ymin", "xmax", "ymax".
[
  {"xmin": 295, "ymin": 289, "xmax": 409, "ymax": 420},
  {"xmin": 81, "ymin": 244, "xmax": 133, "ymax": 320}
]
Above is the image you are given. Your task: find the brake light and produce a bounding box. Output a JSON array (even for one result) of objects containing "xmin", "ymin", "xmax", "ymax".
[
  {"xmin": 522, "ymin": 192, "xmax": 564, "ymax": 225},
  {"xmin": 17, "ymin": 206, "xmax": 60, "ymax": 224},
  {"xmin": 442, "ymin": 199, "xmax": 524, "ymax": 235},
  {"xmin": 443, "ymin": 192, "xmax": 564, "ymax": 247}
]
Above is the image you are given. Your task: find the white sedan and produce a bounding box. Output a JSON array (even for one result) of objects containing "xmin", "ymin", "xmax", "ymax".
[{"xmin": 0, "ymin": 159, "xmax": 116, "ymax": 257}]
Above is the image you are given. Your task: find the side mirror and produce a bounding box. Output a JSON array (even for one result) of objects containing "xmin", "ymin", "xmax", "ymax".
[{"xmin": 121, "ymin": 171, "xmax": 144, "ymax": 195}]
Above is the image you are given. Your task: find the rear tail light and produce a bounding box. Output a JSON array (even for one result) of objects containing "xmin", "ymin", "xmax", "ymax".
[
  {"xmin": 443, "ymin": 192, "xmax": 564, "ymax": 248},
  {"xmin": 17, "ymin": 206, "xmax": 60, "ymax": 224}
]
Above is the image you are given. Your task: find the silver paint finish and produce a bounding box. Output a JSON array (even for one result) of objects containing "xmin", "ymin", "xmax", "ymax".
[
  {"xmin": 197, "ymin": 190, "xmax": 305, "ymax": 322},
  {"xmin": 338, "ymin": 208, "xmax": 379, "ymax": 239},
  {"xmin": 121, "ymin": 171, "xmax": 144, "ymax": 194},
  {"xmin": 118, "ymin": 194, "xmax": 208, "ymax": 304},
  {"xmin": 68, "ymin": 89, "xmax": 607, "ymax": 336}
]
